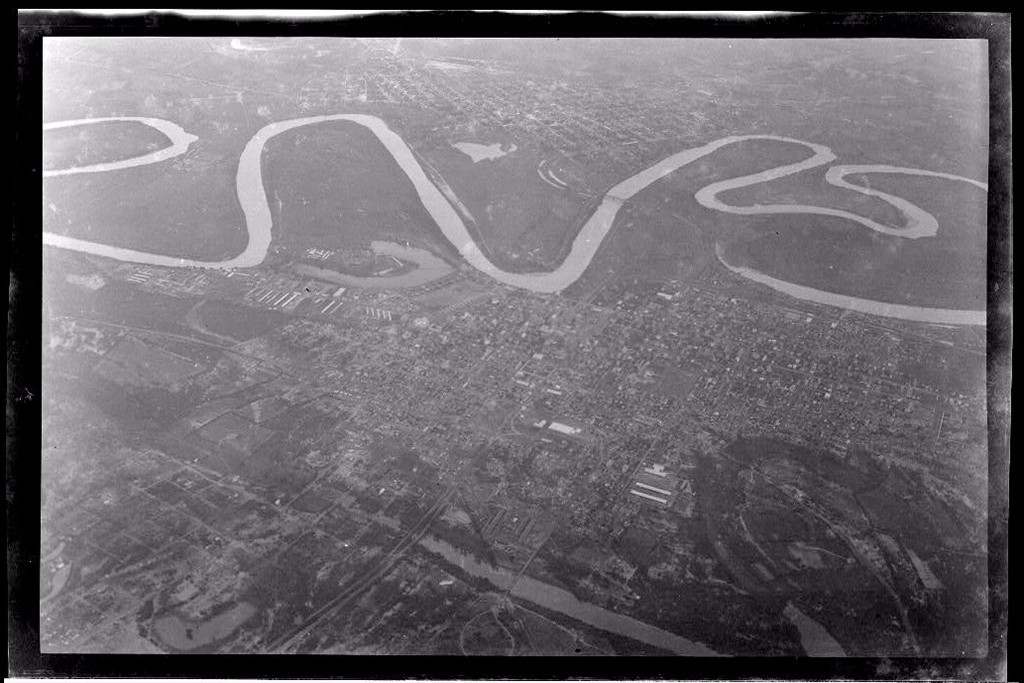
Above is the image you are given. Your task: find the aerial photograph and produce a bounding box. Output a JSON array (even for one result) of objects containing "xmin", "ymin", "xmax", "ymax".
[{"xmin": 32, "ymin": 27, "xmax": 1003, "ymax": 665}]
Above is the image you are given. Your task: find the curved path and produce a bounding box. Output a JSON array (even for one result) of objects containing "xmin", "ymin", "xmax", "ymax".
[
  {"xmin": 42, "ymin": 116, "xmax": 987, "ymax": 323},
  {"xmin": 42, "ymin": 117, "xmax": 198, "ymax": 178},
  {"xmin": 692, "ymin": 135, "xmax": 984, "ymax": 240},
  {"xmin": 715, "ymin": 245, "xmax": 987, "ymax": 326}
]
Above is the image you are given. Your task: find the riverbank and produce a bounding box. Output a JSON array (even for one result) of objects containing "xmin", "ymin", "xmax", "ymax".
[
  {"xmin": 419, "ymin": 534, "xmax": 722, "ymax": 656},
  {"xmin": 43, "ymin": 117, "xmax": 198, "ymax": 178},
  {"xmin": 715, "ymin": 244, "xmax": 986, "ymax": 326},
  {"xmin": 42, "ymin": 116, "xmax": 987, "ymax": 324}
]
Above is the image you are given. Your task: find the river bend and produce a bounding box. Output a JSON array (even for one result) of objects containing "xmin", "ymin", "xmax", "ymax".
[{"xmin": 42, "ymin": 116, "xmax": 987, "ymax": 324}]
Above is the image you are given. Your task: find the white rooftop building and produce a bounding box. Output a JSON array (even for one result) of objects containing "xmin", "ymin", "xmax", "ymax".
[{"xmin": 548, "ymin": 421, "xmax": 581, "ymax": 436}]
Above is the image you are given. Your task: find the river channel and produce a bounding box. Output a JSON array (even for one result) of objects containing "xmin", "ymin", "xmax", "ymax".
[
  {"xmin": 782, "ymin": 602, "xmax": 847, "ymax": 657},
  {"xmin": 42, "ymin": 117, "xmax": 198, "ymax": 178},
  {"xmin": 42, "ymin": 116, "xmax": 986, "ymax": 324},
  {"xmin": 419, "ymin": 534, "xmax": 722, "ymax": 656},
  {"xmin": 715, "ymin": 245, "xmax": 987, "ymax": 326}
]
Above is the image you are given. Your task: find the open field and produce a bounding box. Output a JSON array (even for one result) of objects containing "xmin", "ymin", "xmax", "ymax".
[
  {"xmin": 262, "ymin": 119, "xmax": 456, "ymax": 258},
  {"xmin": 715, "ymin": 159, "xmax": 987, "ymax": 310},
  {"xmin": 44, "ymin": 120, "xmax": 172, "ymax": 171},
  {"xmin": 566, "ymin": 137, "xmax": 813, "ymax": 295},
  {"xmin": 45, "ymin": 259, "xmax": 197, "ymax": 338},
  {"xmin": 42, "ymin": 38, "xmax": 434, "ymax": 264},
  {"xmin": 42, "ymin": 116, "xmax": 252, "ymax": 261},
  {"xmin": 420, "ymin": 140, "xmax": 591, "ymax": 273},
  {"xmin": 193, "ymin": 299, "xmax": 289, "ymax": 343},
  {"xmin": 721, "ymin": 209, "xmax": 985, "ymax": 310}
]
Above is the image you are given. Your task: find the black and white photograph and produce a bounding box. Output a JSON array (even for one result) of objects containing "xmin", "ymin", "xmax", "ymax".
[{"xmin": 10, "ymin": 9, "xmax": 1010, "ymax": 680}]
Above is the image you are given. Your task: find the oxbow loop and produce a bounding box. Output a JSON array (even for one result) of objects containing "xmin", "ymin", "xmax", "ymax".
[{"xmin": 43, "ymin": 117, "xmax": 986, "ymax": 324}]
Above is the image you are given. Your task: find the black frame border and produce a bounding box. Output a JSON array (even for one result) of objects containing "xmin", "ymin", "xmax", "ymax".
[{"xmin": 10, "ymin": 9, "xmax": 1012, "ymax": 681}]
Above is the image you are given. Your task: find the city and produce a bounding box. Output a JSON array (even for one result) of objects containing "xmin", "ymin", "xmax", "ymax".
[{"xmin": 33, "ymin": 33, "xmax": 997, "ymax": 662}]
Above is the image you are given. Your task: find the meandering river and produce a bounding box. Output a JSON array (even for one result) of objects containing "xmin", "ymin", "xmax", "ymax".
[
  {"xmin": 42, "ymin": 115, "xmax": 987, "ymax": 324},
  {"xmin": 715, "ymin": 245, "xmax": 988, "ymax": 327},
  {"xmin": 42, "ymin": 117, "xmax": 198, "ymax": 178},
  {"xmin": 419, "ymin": 534, "xmax": 721, "ymax": 656}
]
